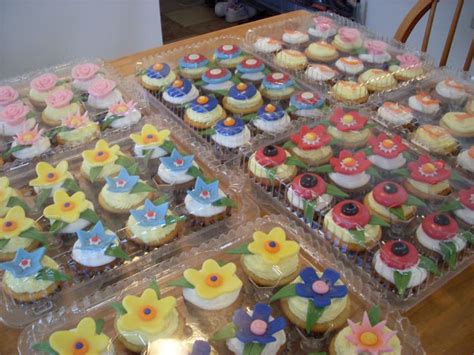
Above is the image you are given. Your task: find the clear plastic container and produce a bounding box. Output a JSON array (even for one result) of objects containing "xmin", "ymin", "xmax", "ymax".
[{"xmin": 18, "ymin": 214, "xmax": 423, "ymax": 354}]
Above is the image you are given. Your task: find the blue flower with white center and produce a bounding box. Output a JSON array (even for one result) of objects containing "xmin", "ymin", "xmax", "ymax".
[
  {"xmin": 105, "ymin": 168, "xmax": 140, "ymax": 193},
  {"xmin": 160, "ymin": 149, "xmax": 194, "ymax": 172},
  {"xmin": 77, "ymin": 221, "xmax": 116, "ymax": 251},
  {"xmin": 0, "ymin": 247, "xmax": 46, "ymax": 278},
  {"xmin": 188, "ymin": 177, "xmax": 221, "ymax": 205},
  {"xmin": 130, "ymin": 199, "xmax": 168, "ymax": 227}
]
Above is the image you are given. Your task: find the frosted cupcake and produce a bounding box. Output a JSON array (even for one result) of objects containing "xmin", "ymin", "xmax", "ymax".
[
  {"xmin": 211, "ymin": 117, "xmax": 251, "ymax": 149},
  {"xmin": 457, "ymin": 146, "xmax": 474, "ymax": 173},
  {"xmin": 305, "ymin": 64, "xmax": 338, "ymax": 83},
  {"xmin": 103, "ymin": 100, "xmax": 142, "ymax": 128},
  {"xmin": 453, "ymin": 186, "xmax": 474, "ymax": 226},
  {"xmin": 0, "ymin": 102, "xmax": 35, "ymax": 136},
  {"xmin": 308, "ymin": 15, "xmax": 337, "ymax": 39},
  {"xmin": 80, "ymin": 139, "xmax": 123, "ymax": 182},
  {"xmin": 332, "ymin": 27, "xmax": 362, "ymax": 53},
  {"xmin": 328, "ymin": 151, "xmax": 372, "ymax": 192},
  {"xmin": 259, "ymin": 73, "xmax": 295, "ymax": 100},
  {"xmin": 162, "ymin": 79, "xmax": 199, "ymax": 107},
  {"xmin": 377, "ymin": 101, "xmax": 414, "ymax": 127},
  {"xmin": 130, "ymin": 124, "xmax": 173, "ymax": 159},
  {"xmin": 156, "ymin": 149, "xmax": 200, "ymax": 189},
  {"xmin": 56, "ymin": 111, "xmax": 100, "ymax": 145},
  {"xmin": 412, "ymin": 124, "xmax": 458, "ymax": 155},
  {"xmin": 358, "ymin": 69, "xmax": 397, "ymax": 92},
  {"xmin": 367, "ymin": 133, "xmax": 407, "ymax": 170},
  {"xmin": 0, "ymin": 177, "xmax": 23, "ymax": 218},
  {"xmin": 253, "ymin": 37, "xmax": 282, "ymax": 54},
  {"xmin": 253, "ymin": 103, "xmax": 291, "ymax": 134},
  {"xmin": 305, "ymin": 41, "xmax": 339, "ymax": 62},
  {"xmin": 282, "ymin": 30, "xmax": 309, "ymax": 48},
  {"xmin": 274, "ymin": 49, "xmax": 308, "ymax": 71},
  {"xmin": 0, "ymin": 86, "xmax": 20, "ymax": 111},
  {"xmin": 184, "ymin": 95, "xmax": 226, "ymax": 129},
  {"xmin": 10, "ymin": 125, "xmax": 51, "ymax": 160},
  {"xmin": 289, "ymin": 91, "xmax": 325, "ymax": 118},
  {"xmin": 213, "ymin": 44, "xmax": 245, "ymax": 68},
  {"xmin": 328, "ymin": 108, "xmax": 371, "ymax": 148},
  {"xmin": 140, "ymin": 63, "xmax": 177, "ymax": 92},
  {"xmin": 223, "ymin": 82, "xmax": 263, "ymax": 115},
  {"xmin": 87, "ymin": 79, "xmax": 123, "ymax": 111},
  {"xmin": 235, "ymin": 58, "xmax": 266, "ymax": 83},
  {"xmin": 29, "ymin": 73, "xmax": 61, "ymax": 109},
  {"xmin": 28, "ymin": 160, "xmax": 75, "ymax": 198},
  {"xmin": 248, "ymin": 145, "xmax": 297, "ymax": 187},
  {"xmin": 71, "ymin": 63, "xmax": 102, "ymax": 92},
  {"xmin": 358, "ymin": 40, "xmax": 391, "ymax": 65},
  {"xmin": 201, "ymin": 68, "xmax": 234, "ymax": 93},
  {"xmin": 331, "ymin": 80, "xmax": 368, "ymax": 104},
  {"xmin": 435, "ymin": 79, "xmax": 467, "ymax": 102},
  {"xmin": 42, "ymin": 89, "xmax": 81, "ymax": 126},
  {"xmin": 178, "ymin": 53, "xmax": 209, "ymax": 80},
  {"xmin": 389, "ymin": 54, "xmax": 424, "ymax": 81},
  {"xmin": 288, "ymin": 125, "xmax": 333, "ymax": 166},
  {"xmin": 335, "ymin": 57, "xmax": 364, "ymax": 75},
  {"xmin": 439, "ymin": 111, "xmax": 474, "ymax": 138}
]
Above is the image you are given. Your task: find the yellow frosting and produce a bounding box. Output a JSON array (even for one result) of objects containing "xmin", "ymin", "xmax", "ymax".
[
  {"xmin": 465, "ymin": 99, "xmax": 474, "ymax": 114},
  {"xmin": 389, "ymin": 65, "xmax": 424, "ymax": 79},
  {"xmin": 248, "ymin": 152, "xmax": 297, "ymax": 180},
  {"xmin": 214, "ymin": 55, "xmax": 245, "ymax": 67},
  {"xmin": 332, "ymin": 81, "xmax": 368, "ymax": 100},
  {"xmin": 0, "ymin": 235, "xmax": 34, "ymax": 255},
  {"xmin": 0, "ymin": 206, "xmax": 34, "ymax": 239},
  {"xmin": 243, "ymin": 254, "xmax": 299, "ymax": 281},
  {"xmin": 407, "ymin": 178, "xmax": 450, "ymax": 195},
  {"xmin": 57, "ymin": 122, "xmax": 99, "ymax": 144},
  {"xmin": 292, "ymin": 145, "xmax": 332, "ymax": 162},
  {"xmin": 328, "ymin": 126, "xmax": 370, "ymax": 144},
  {"xmin": 274, "ymin": 50, "xmax": 308, "ymax": 68},
  {"xmin": 226, "ymin": 91, "xmax": 263, "ymax": 109},
  {"xmin": 323, "ymin": 210, "xmax": 380, "ymax": 244},
  {"xmin": 332, "ymin": 35, "xmax": 362, "ymax": 51},
  {"xmin": 43, "ymin": 190, "xmax": 90, "ymax": 224},
  {"xmin": 334, "ymin": 325, "xmax": 402, "ymax": 355},
  {"xmin": 412, "ymin": 125, "xmax": 458, "ymax": 153},
  {"xmin": 29, "ymin": 161, "xmax": 70, "ymax": 188},
  {"xmin": 185, "ymin": 105, "xmax": 224, "ymax": 124},
  {"xmin": 126, "ymin": 212, "xmax": 177, "ymax": 244},
  {"xmin": 358, "ymin": 69, "xmax": 397, "ymax": 89},
  {"xmin": 306, "ymin": 41, "xmax": 338, "ymax": 58},
  {"xmin": 142, "ymin": 71, "xmax": 176, "ymax": 88},
  {"xmin": 440, "ymin": 112, "xmax": 474, "ymax": 135},
  {"xmin": 29, "ymin": 85, "xmax": 65, "ymax": 103},
  {"xmin": 366, "ymin": 192, "xmax": 416, "ymax": 222},
  {"xmin": 100, "ymin": 183, "xmax": 149, "ymax": 210},
  {"xmin": 130, "ymin": 124, "xmax": 170, "ymax": 147},
  {"xmin": 42, "ymin": 103, "xmax": 81, "ymax": 123}
]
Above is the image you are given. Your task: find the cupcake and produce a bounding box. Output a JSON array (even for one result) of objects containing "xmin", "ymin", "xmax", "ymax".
[
  {"xmin": 272, "ymin": 267, "xmax": 350, "ymax": 333},
  {"xmin": 248, "ymin": 145, "xmax": 297, "ymax": 187},
  {"xmin": 253, "ymin": 103, "xmax": 291, "ymax": 134},
  {"xmin": 0, "ymin": 102, "xmax": 35, "ymax": 136},
  {"xmin": 176, "ymin": 259, "xmax": 242, "ymax": 310},
  {"xmin": 235, "ymin": 58, "xmax": 266, "ymax": 83},
  {"xmin": 439, "ymin": 111, "xmax": 474, "ymax": 138},
  {"xmin": 42, "ymin": 88, "xmax": 81, "ymax": 126},
  {"xmin": 178, "ymin": 53, "xmax": 209, "ymax": 80},
  {"xmin": 289, "ymin": 91, "xmax": 325, "ymax": 119},
  {"xmin": 331, "ymin": 80, "xmax": 368, "ymax": 104},
  {"xmin": 287, "ymin": 125, "xmax": 333, "ymax": 166},
  {"xmin": 328, "ymin": 151, "xmax": 372, "ymax": 192},
  {"xmin": 327, "ymin": 108, "xmax": 371, "ymax": 148},
  {"xmin": 281, "ymin": 30, "xmax": 309, "ymax": 47},
  {"xmin": 0, "ymin": 177, "xmax": 23, "ymax": 218},
  {"xmin": 376, "ymin": 102, "xmax": 414, "ymax": 127},
  {"xmin": 73, "ymin": 221, "xmax": 127, "ymax": 270},
  {"xmin": 358, "ymin": 40, "xmax": 391, "ymax": 66},
  {"xmin": 332, "ymin": 27, "xmax": 363, "ymax": 53},
  {"xmin": 42, "ymin": 317, "xmax": 114, "ymax": 355},
  {"xmin": 130, "ymin": 124, "xmax": 173, "ymax": 159},
  {"xmin": 223, "ymin": 82, "xmax": 263, "ymax": 115},
  {"xmin": 103, "ymin": 100, "xmax": 142, "ymax": 128},
  {"xmin": 126, "ymin": 199, "xmax": 184, "ymax": 247},
  {"xmin": 87, "ymin": 79, "xmax": 123, "ymax": 111},
  {"xmin": 389, "ymin": 54, "xmax": 424, "ymax": 81},
  {"xmin": 55, "ymin": 111, "xmax": 100, "ymax": 145},
  {"xmin": 259, "ymin": 72, "xmax": 295, "ymax": 100},
  {"xmin": 155, "ymin": 149, "xmax": 200, "ymax": 189},
  {"xmin": 335, "ymin": 56, "xmax": 364, "ymax": 76},
  {"xmin": 367, "ymin": 133, "xmax": 407, "ymax": 170},
  {"xmin": 10, "ymin": 125, "xmax": 51, "ymax": 160},
  {"xmin": 274, "ymin": 49, "xmax": 308, "ymax": 71},
  {"xmin": 373, "ymin": 240, "xmax": 429, "ymax": 296},
  {"xmin": 0, "ymin": 247, "xmax": 68, "ymax": 302},
  {"xmin": 323, "ymin": 200, "xmax": 383, "ymax": 251},
  {"xmin": 29, "ymin": 73, "xmax": 61, "ymax": 109},
  {"xmin": 71, "ymin": 63, "xmax": 102, "ymax": 92},
  {"xmin": 98, "ymin": 168, "xmax": 154, "ymax": 214},
  {"xmin": 140, "ymin": 63, "xmax": 177, "ymax": 92},
  {"xmin": 412, "ymin": 124, "xmax": 458, "ymax": 155},
  {"xmin": 253, "ymin": 37, "xmax": 282, "ymax": 54},
  {"xmin": 457, "ymin": 146, "xmax": 474, "ymax": 173},
  {"xmin": 80, "ymin": 139, "xmax": 123, "ymax": 182},
  {"xmin": 308, "ymin": 15, "xmax": 337, "ymax": 40},
  {"xmin": 213, "ymin": 44, "xmax": 245, "ymax": 68},
  {"xmin": 408, "ymin": 92, "xmax": 440, "ymax": 115},
  {"xmin": 184, "ymin": 177, "xmax": 234, "ymax": 224},
  {"xmin": 201, "ymin": 68, "xmax": 234, "ymax": 93},
  {"xmin": 0, "ymin": 85, "xmax": 19, "ymax": 111},
  {"xmin": 305, "ymin": 64, "xmax": 338, "ymax": 83},
  {"xmin": 329, "ymin": 310, "xmax": 401, "ymax": 355},
  {"xmin": 162, "ymin": 79, "xmax": 199, "ymax": 107},
  {"xmin": 114, "ymin": 286, "xmax": 184, "ymax": 352},
  {"xmin": 405, "ymin": 155, "xmax": 452, "ymax": 199},
  {"xmin": 211, "ymin": 117, "xmax": 251, "ymax": 149},
  {"xmin": 452, "ymin": 186, "xmax": 474, "ymax": 227},
  {"xmin": 364, "ymin": 181, "xmax": 420, "ymax": 223},
  {"xmin": 305, "ymin": 41, "xmax": 339, "ymax": 62},
  {"xmin": 358, "ymin": 69, "xmax": 397, "ymax": 92},
  {"xmin": 43, "ymin": 190, "xmax": 97, "ymax": 234},
  {"xmin": 415, "ymin": 212, "xmax": 466, "ymax": 269},
  {"xmin": 465, "ymin": 97, "xmax": 474, "ymax": 114},
  {"xmin": 184, "ymin": 95, "xmax": 226, "ymax": 129},
  {"xmin": 434, "ymin": 79, "xmax": 467, "ymax": 102},
  {"xmin": 28, "ymin": 160, "xmax": 76, "ymax": 199}
]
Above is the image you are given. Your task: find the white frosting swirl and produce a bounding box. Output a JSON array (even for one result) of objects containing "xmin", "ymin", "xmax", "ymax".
[
  {"xmin": 183, "ymin": 287, "xmax": 240, "ymax": 310},
  {"xmin": 457, "ymin": 150, "xmax": 474, "ymax": 172},
  {"xmin": 211, "ymin": 126, "xmax": 251, "ymax": 148},
  {"xmin": 253, "ymin": 112, "xmax": 291, "ymax": 133},
  {"xmin": 368, "ymin": 154, "xmax": 406, "ymax": 170},
  {"xmin": 329, "ymin": 172, "xmax": 370, "ymax": 189},
  {"xmin": 163, "ymin": 85, "xmax": 199, "ymax": 105},
  {"xmin": 12, "ymin": 138, "xmax": 51, "ymax": 160}
]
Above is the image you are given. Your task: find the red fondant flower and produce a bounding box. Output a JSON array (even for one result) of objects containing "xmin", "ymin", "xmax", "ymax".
[
  {"xmin": 330, "ymin": 108, "xmax": 368, "ymax": 132},
  {"xmin": 459, "ymin": 186, "xmax": 474, "ymax": 210},
  {"xmin": 422, "ymin": 212, "xmax": 458, "ymax": 240},
  {"xmin": 290, "ymin": 125, "xmax": 331, "ymax": 150},
  {"xmin": 407, "ymin": 155, "xmax": 451, "ymax": 184},
  {"xmin": 330, "ymin": 150, "xmax": 371, "ymax": 175},
  {"xmin": 255, "ymin": 145, "xmax": 287, "ymax": 168},
  {"xmin": 368, "ymin": 133, "xmax": 407, "ymax": 159},
  {"xmin": 291, "ymin": 173, "xmax": 327, "ymax": 200}
]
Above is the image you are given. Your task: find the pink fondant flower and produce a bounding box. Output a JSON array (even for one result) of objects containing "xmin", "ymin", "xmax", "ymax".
[
  {"xmin": 63, "ymin": 111, "xmax": 90, "ymax": 129},
  {"xmin": 396, "ymin": 54, "xmax": 421, "ymax": 68},
  {"xmin": 15, "ymin": 124, "xmax": 43, "ymax": 146},
  {"xmin": 364, "ymin": 40, "xmax": 387, "ymax": 55},
  {"xmin": 45, "ymin": 89, "xmax": 74, "ymax": 108},
  {"xmin": 30, "ymin": 73, "xmax": 58, "ymax": 92},
  {"xmin": 338, "ymin": 27, "xmax": 360, "ymax": 42},
  {"xmin": 72, "ymin": 63, "xmax": 100, "ymax": 81},
  {"xmin": 88, "ymin": 79, "xmax": 116, "ymax": 98},
  {"xmin": 108, "ymin": 100, "xmax": 136, "ymax": 116},
  {"xmin": 0, "ymin": 86, "xmax": 19, "ymax": 107},
  {"xmin": 1, "ymin": 102, "xmax": 30, "ymax": 126}
]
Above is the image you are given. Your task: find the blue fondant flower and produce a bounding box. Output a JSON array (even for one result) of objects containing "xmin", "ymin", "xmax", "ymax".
[
  {"xmin": 188, "ymin": 177, "xmax": 221, "ymax": 205},
  {"xmin": 165, "ymin": 79, "xmax": 192, "ymax": 98},
  {"xmin": 160, "ymin": 149, "xmax": 194, "ymax": 172},
  {"xmin": 233, "ymin": 303, "xmax": 286, "ymax": 344},
  {"xmin": 257, "ymin": 104, "xmax": 285, "ymax": 122},
  {"xmin": 214, "ymin": 117, "xmax": 245, "ymax": 136},
  {"xmin": 295, "ymin": 267, "xmax": 348, "ymax": 308},
  {"xmin": 130, "ymin": 199, "xmax": 168, "ymax": 227},
  {"xmin": 190, "ymin": 340, "xmax": 211, "ymax": 355},
  {"xmin": 0, "ymin": 247, "xmax": 46, "ymax": 278},
  {"xmin": 228, "ymin": 83, "xmax": 257, "ymax": 101},
  {"xmin": 105, "ymin": 168, "xmax": 140, "ymax": 193},
  {"xmin": 77, "ymin": 221, "xmax": 116, "ymax": 251},
  {"xmin": 146, "ymin": 63, "xmax": 171, "ymax": 79},
  {"xmin": 190, "ymin": 95, "xmax": 219, "ymax": 112}
]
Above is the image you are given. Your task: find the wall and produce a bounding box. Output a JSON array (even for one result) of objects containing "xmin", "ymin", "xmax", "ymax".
[{"xmin": 0, "ymin": 0, "xmax": 163, "ymax": 79}]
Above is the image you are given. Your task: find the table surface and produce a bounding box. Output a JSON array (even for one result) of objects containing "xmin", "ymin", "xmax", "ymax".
[{"xmin": 1, "ymin": 10, "xmax": 473, "ymax": 355}]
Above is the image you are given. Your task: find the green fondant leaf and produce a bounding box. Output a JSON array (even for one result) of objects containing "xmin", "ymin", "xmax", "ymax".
[
  {"xmin": 135, "ymin": 68, "xmax": 147, "ymax": 76},
  {"xmin": 419, "ymin": 255, "xmax": 441, "ymax": 276},
  {"xmin": 167, "ymin": 277, "xmax": 194, "ymax": 289},
  {"xmin": 79, "ymin": 209, "xmax": 99, "ymax": 224},
  {"xmin": 402, "ymin": 151, "xmax": 415, "ymax": 161},
  {"xmin": 329, "ymin": 138, "xmax": 343, "ymax": 146},
  {"xmin": 49, "ymin": 220, "xmax": 67, "ymax": 235},
  {"xmin": 194, "ymin": 80, "xmax": 205, "ymax": 86},
  {"xmin": 212, "ymin": 322, "xmax": 237, "ymax": 341},
  {"xmin": 153, "ymin": 195, "xmax": 169, "ymax": 205},
  {"xmin": 240, "ymin": 113, "xmax": 257, "ymax": 122},
  {"xmin": 393, "ymin": 168, "xmax": 409, "ymax": 177},
  {"xmin": 317, "ymin": 119, "xmax": 330, "ymax": 127},
  {"xmin": 265, "ymin": 168, "xmax": 277, "ymax": 181},
  {"xmin": 368, "ymin": 305, "xmax": 381, "ymax": 326},
  {"xmin": 450, "ymin": 170, "xmax": 466, "ymax": 184},
  {"xmin": 366, "ymin": 166, "xmax": 382, "ymax": 179},
  {"xmin": 306, "ymin": 301, "xmax": 324, "ymax": 333},
  {"xmin": 111, "ymin": 301, "xmax": 127, "ymax": 315},
  {"xmin": 213, "ymin": 89, "xmax": 229, "ymax": 96},
  {"xmin": 282, "ymin": 140, "xmax": 296, "ymax": 150},
  {"xmin": 359, "ymin": 147, "xmax": 373, "ymax": 156},
  {"xmin": 187, "ymin": 166, "xmax": 204, "ymax": 179},
  {"xmin": 244, "ymin": 342, "xmax": 265, "ymax": 355},
  {"xmin": 231, "ymin": 75, "xmax": 241, "ymax": 84},
  {"xmin": 130, "ymin": 182, "xmax": 156, "ymax": 194},
  {"xmin": 285, "ymin": 156, "xmax": 307, "ymax": 169},
  {"xmin": 393, "ymin": 271, "xmax": 411, "ymax": 296},
  {"xmin": 270, "ymin": 284, "xmax": 297, "ymax": 302},
  {"xmin": 89, "ymin": 166, "xmax": 103, "ymax": 183},
  {"xmin": 213, "ymin": 197, "xmax": 237, "ymax": 208},
  {"xmin": 350, "ymin": 229, "xmax": 366, "ymax": 245},
  {"xmin": 45, "ymin": 126, "xmax": 71, "ymax": 139},
  {"xmin": 406, "ymin": 194, "xmax": 427, "ymax": 207},
  {"xmin": 165, "ymin": 214, "xmax": 186, "ymax": 225},
  {"xmin": 95, "ymin": 319, "xmax": 105, "ymax": 334},
  {"xmin": 1, "ymin": 144, "xmax": 28, "ymax": 159},
  {"xmin": 285, "ymin": 105, "xmax": 298, "ymax": 113},
  {"xmin": 36, "ymin": 267, "xmax": 71, "ymax": 282},
  {"xmin": 227, "ymin": 243, "xmax": 251, "ymax": 255},
  {"xmin": 35, "ymin": 188, "xmax": 52, "ymax": 210},
  {"xmin": 105, "ymin": 245, "xmax": 130, "ymax": 260},
  {"xmin": 116, "ymin": 155, "xmax": 134, "ymax": 169},
  {"xmin": 127, "ymin": 162, "xmax": 140, "ymax": 175},
  {"xmin": 369, "ymin": 215, "xmax": 391, "ymax": 227},
  {"xmin": 303, "ymin": 200, "xmax": 315, "ymax": 224},
  {"xmin": 0, "ymin": 239, "xmax": 10, "ymax": 249},
  {"xmin": 142, "ymin": 149, "xmax": 153, "ymax": 169},
  {"xmin": 440, "ymin": 241, "xmax": 457, "ymax": 270},
  {"xmin": 389, "ymin": 207, "xmax": 406, "ymax": 220},
  {"xmin": 20, "ymin": 227, "xmax": 48, "ymax": 245},
  {"xmin": 308, "ymin": 164, "xmax": 332, "ymax": 173},
  {"xmin": 100, "ymin": 115, "xmax": 122, "ymax": 130},
  {"xmin": 149, "ymin": 279, "xmax": 161, "ymax": 298},
  {"xmin": 326, "ymin": 183, "xmax": 349, "ymax": 198},
  {"xmin": 199, "ymin": 127, "xmax": 216, "ymax": 136},
  {"xmin": 161, "ymin": 140, "xmax": 176, "ymax": 154},
  {"xmin": 6, "ymin": 196, "xmax": 29, "ymax": 212},
  {"xmin": 460, "ymin": 230, "xmax": 474, "ymax": 245},
  {"xmin": 439, "ymin": 199, "xmax": 463, "ymax": 212},
  {"xmin": 62, "ymin": 178, "xmax": 81, "ymax": 193},
  {"xmin": 31, "ymin": 342, "xmax": 59, "ymax": 355}
]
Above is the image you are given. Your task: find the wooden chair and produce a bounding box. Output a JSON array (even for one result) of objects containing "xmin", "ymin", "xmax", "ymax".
[{"xmin": 394, "ymin": 0, "xmax": 473, "ymax": 71}]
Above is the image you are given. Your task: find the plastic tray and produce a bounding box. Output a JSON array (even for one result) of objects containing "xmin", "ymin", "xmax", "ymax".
[
  {"xmin": 0, "ymin": 58, "xmax": 148, "ymax": 173},
  {"xmin": 18, "ymin": 215, "xmax": 423, "ymax": 354},
  {"xmin": 0, "ymin": 112, "xmax": 259, "ymax": 328},
  {"xmin": 227, "ymin": 108, "xmax": 473, "ymax": 311}
]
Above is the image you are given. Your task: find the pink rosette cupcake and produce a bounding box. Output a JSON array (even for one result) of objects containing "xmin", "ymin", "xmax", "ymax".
[
  {"xmin": 332, "ymin": 27, "xmax": 363, "ymax": 53},
  {"xmin": 9, "ymin": 125, "xmax": 51, "ymax": 160},
  {"xmin": 358, "ymin": 40, "xmax": 391, "ymax": 66},
  {"xmin": 0, "ymin": 102, "xmax": 35, "ymax": 136},
  {"xmin": 308, "ymin": 15, "xmax": 337, "ymax": 40},
  {"xmin": 71, "ymin": 63, "xmax": 102, "ymax": 92},
  {"xmin": 0, "ymin": 86, "xmax": 20, "ymax": 110},
  {"xmin": 42, "ymin": 89, "xmax": 82, "ymax": 126},
  {"xmin": 29, "ymin": 73, "xmax": 61, "ymax": 109},
  {"xmin": 87, "ymin": 79, "xmax": 122, "ymax": 110},
  {"xmin": 389, "ymin": 53, "xmax": 424, "ymax": 81}
]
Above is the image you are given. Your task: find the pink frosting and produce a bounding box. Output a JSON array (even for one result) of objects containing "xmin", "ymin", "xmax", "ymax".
[
  {"xmin": 0, "ymin": 86, "xmax": 19, "ymax": 107},
  {"xmin": 250, "ymin": 319, "xmax": 268, "ymax": 336},
  {"xmin": 338, "ymin": 27, "xmax": 360, "ymax": 42},
  {"xmin": 45, "ymin": 89, "xmax": 74, "ymax": 108},
  {"xmin": 88, "ymin": 79, "xmax": 116, "ymax": 98},
  {"xmin": 396, "ymin": 54, "xmax": 421, "ymax": 68},
  {"xmin": 0, "ymin": 102, "xmax": 30, "ymax": 126},
  {"xmin": 312, "ymin": 280, "xmax": 329, "ymax": 294},
  {"xmin": 30, "ymin": 73, "xmax": 58, "ymax": 92},
  {"xmin": 314, "ymin": 16, "xmax": 335, "ymax": 31},
  {"xmin": 364, "ymin": 40, "xmax": 387, "ymax": 55},
  {"xmin": 72, "ymin": 63, "xmax": 100, "ymax": 81},
  {"xmin": 15, "ymin": 124, "xmax": 43, "ymax": 145}
]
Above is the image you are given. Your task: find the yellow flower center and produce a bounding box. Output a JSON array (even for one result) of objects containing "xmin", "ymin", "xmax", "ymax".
[
  {"xmin": 197, "ymin": 96, "xmax": 209, "ymax": 104},
  {"xmin": 264, "ymin": 240, "xmax": 280, "ymax": 253},
  {"xmin": 422, "ymin": 163, "xmax": 436, "ymax": 174},
  {"xmin": 143, "ymin": 133, "xmax": 157, "ymax": 144},
  {"xmin": 205, "ymin": 273, "xmax": 223, "ymax": 287},
  {"xmin": 94, "ymin": 150, "xmax": 109, "ymax": 162},
  {"xmin": 115, "ymin": 104, "xmax": 129, "ymax": 114},
  {"xmin": 265, "ymin": 104, "xmax": 276, "ymax": 113},
  {"xmin": 342, "ymin": 157, "xmax": 357, "ymax": 167},
  {"xmin": 61, "ymin": 201, "xmax": 76, "ymax": 212},
  {"xmin": 2, "ymin": 220, "xmax": 17, "ymax": 232},
  {"xmin": 360, "ymin": 331, "xmax": 378, "ymax": 346},
  {"xmin": 139, "ymin": 305, "xmax": 157, "ymax": 321},
  {"xmin": 22, "ymin": 133, "xmax": 35, "ymax": 144},
  {"xmin": 173, "ymin": 79, "xmax": 183, "ymax": 88},
  {"xmin": 237, "ymin": 83, "xmax": 247, "ymax": 91},
  {"xmin": 70, "ymin": 117, "xmax": 81, "ymax": 126},
  {"xmin": 224, "ymin": 117, "xmax": 235, "ymax": 126},
  {"xmin": 46, "ymin": 172, "xmax": 59, "ymax": 182},
  {"xmin": 342, "ymin": 114, "xmax": 354, "ymax": 123},
  {"xmin": 72, "ymin": 338, "xmax": 89, "ymax": 355},
  {"xmin": 382, "ymin": 139, "xmax": 394, "ymax": 148},
  {"xmin": 304, "ymin": 132, "xmax": 318, "ymax": 141},
  {"xmin": 153, "ymin": 63, "xmax": 164, "ymax": 71}
]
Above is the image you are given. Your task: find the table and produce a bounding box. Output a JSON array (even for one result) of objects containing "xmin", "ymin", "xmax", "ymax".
[{"xmin": 1, "ymin": 10, "xmax": 473, "ymax": 355}]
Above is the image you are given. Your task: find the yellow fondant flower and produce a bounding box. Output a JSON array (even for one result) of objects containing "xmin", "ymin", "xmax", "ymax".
[
  {"xmin": 117, "ymin": 288, "xmax": 177, "ymax": 333},
  {"xmin": 248, "ymin": 227, "xmax": 300, "ymax": 264},
  {"xmin": 49, "ymin": 317, "xmax": 111, "ymax": 355},
  {"xmin": 82, "ymin": 139, "xmax": 120, "ymax": 166},
  {"xmin": 43, "ymin": 190, "xmax": 89, "ymax": 224},
  {"xmin": 0, "ymin": 177, "xmax": 13, "ymax": 204},
  {"xmin": 130, "ymin": 124, "xmax": 170, "ymax": 146},
  {"xmin": 184, "ymin": 259, "xmax": 243, "ymax": 300},
  {"xmin": 29, "ymin": 161, "xmax": 69, "ymax": 187},
  {"xmin": 0, "ymin": 206, "xmax": 34, "ymax": 239}
]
